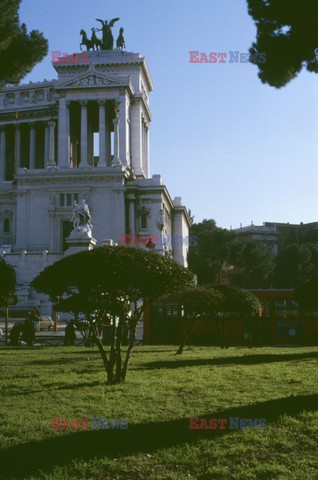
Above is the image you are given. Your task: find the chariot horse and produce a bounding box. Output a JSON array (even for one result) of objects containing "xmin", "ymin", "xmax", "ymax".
[{"xmin": 80, "ymin": 29, "xmax": 94, "ymax": 51}]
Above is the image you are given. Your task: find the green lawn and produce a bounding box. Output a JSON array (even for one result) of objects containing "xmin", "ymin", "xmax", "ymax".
[{"xmin": 0, "ymin": 345, "xmax": 318, "ymax": 480}]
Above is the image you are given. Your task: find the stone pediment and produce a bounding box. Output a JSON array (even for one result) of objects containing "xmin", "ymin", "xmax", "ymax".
[{"xmin": 59, "ymin": 73, "xmax": 126, "ymax": 89}]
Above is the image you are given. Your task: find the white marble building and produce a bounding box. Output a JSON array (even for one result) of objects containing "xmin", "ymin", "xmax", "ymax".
[{"xmin": 0, "ymin": 51, "xmax": 191, "ymax": 314}]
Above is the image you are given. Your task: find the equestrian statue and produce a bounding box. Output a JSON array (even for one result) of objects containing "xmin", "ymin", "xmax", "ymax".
[{"xmin": 80, "ymin": 18, "xmax": 126, "ymax": 51}]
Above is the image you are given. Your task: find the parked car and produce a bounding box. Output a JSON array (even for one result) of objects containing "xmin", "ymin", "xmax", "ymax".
[{"xmin": 36, "ymin": 316, "xmax": 54, "ymax": 331}]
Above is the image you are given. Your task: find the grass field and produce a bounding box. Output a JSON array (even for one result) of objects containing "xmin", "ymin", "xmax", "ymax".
[{"xmin": 0, "ymin": 345, "xmax": 318, "ymax": 480}]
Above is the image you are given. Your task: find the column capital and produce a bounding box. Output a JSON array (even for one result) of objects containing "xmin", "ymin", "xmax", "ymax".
[
  {"xmin": 48, "ymin": 120, "xmax": 56, "ymax": 128},
  {"xmin": 80, "ymin": 100, "xmax": 88, "ymax": 108},
  {"xmin": 98, "ymin": 100, "xmax": 106, "ymax": 107}
]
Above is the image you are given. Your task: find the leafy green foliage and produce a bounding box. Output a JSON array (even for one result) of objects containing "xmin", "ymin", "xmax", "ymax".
[
  {"xmin": 180, "ymin": 285, "xmax": 260, "ymax": 317},
  {"xmin": 212, "ymin": 285, "xmax": 261, "ymax": 314},
  {"xmin": 188, "ymin": 219, "xmax": 274, "ymax": 288},
  {"xmin": 294, "ymin": 276, "xmax": 318, "ymax": 309},
  {"xmin": 0, "ymin": 0, "xmax": 48, "ymax": 86},
  {"xmin": 229, "ymin": 240, "xmax": 274, "ymax": 288},
  {"xmin": 273, "ymin": 243, "xmax": 315, "ymax": 288},
  {"xmin": 188, "ymin": 219, "xmax": 236, "ymax": 284},
  {"xmin": 176, "ymin": 286, "xmax": 260, "ymax": 353},
  {"xmin": 247, "ymin": 0, "xmax": 318, "ymax": 87},
  {"xmin": 32, "ymin": 246, "xmax": 193, "ymax": 302},
  {"xmin": 32, "ymin": 246, "xmax": 193, "ymax": 384},
  {"xmin": 0, "ymin": 257, "xmax": 16, "ymax": 306},
  {"xmin": 181, "ymin": 287, "xmax": 224, "ymax": 319}
]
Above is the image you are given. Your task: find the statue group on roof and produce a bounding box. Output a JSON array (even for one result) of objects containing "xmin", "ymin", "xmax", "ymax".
[{"xmin": 80, "ymin": 18, "xmax": 126, "ymax": 52}]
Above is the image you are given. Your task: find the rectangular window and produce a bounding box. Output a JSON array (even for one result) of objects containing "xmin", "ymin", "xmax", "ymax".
[
  {"xmin": 3, "ymin": 218, "xmax": 10, "ymax": 233},
  {"xmin": 59, "ymin": 193, "xmax": 79, "ymax": 207},
  {"xmin": 140, "ymin": 213, "xmax": 147, "ymax": 230}
]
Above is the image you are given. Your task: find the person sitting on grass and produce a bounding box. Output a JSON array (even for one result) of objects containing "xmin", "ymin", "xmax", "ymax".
[
  {"xmin": 21, "ymin": 317, "xmax": 35, "ymax": 346},
  {"xmin": 10, "ymin": 324, "xmax": 22, "ymax": 346},
  {"xmin": 65, "ymin": 320, "xmax": 76, "ymax": 346}
]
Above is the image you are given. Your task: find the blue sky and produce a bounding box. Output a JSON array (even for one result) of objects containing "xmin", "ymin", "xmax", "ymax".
[{"xmin": 20, "ymin": 0, "xmax": 318, "ymax": 229}]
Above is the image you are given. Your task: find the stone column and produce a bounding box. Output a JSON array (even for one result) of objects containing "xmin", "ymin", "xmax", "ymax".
[
  {"xmin": 58, "ymin": 98, "xmax": 70, "ymax": 167},
  {"xmin": 29, "ymin": 123, "xmax": 36, "ymax": 169},
  {"xmin": 145, "ymin": 125, "xmax": 149, "ymax": 178},
  {"xmin": 106, "ymin": 115, "xmax": 111, "ymax": 165},
  {"xmin": 48, "ymin": 195, "xmax": 56, "ymax": 251},
  {"xmin": 15, "ymin": 126, "xmax": 21, "ymax": 170},
  {"xmin": 0, "ymin": 127, "xmax": 6, "ymax": 180},
  {"xmin": 141, "ymin": 121, "xmax": 150, "ymax": 178},
  {"xmin": 112, "ymin": 103, "xmax": 120, "ymax": 165},
  {"xmin": 47, "ymin": 121, "xmax": 56, "ymax": 168},
  {"xmin": 98, "ymin": 100, "xmax": 107, "ymax": 167},
  {"xmin": 44, "ymin": 123, "xmax": 49, "ymax": 167},
  {"xmin": 127, "ymin": 194, "xmax": 135, "ymax": 237},
  {"xmin": 142, "ymin": 121, "xmax": 146, "ymax": 172},
  {"xmin": 119, "ymin": 95, "xmax": 129, "ymax": 166},
  {"xmin": 80, "ymin": 101, "xmax": 88, "ymax": 167},
  {"xmin": 130, "ymin": 100, "xmax": 143, "ymax": 176},
  {"xmin": 15, "ymin": 191, "xmax": 28, "ymax": 250},
  {"xmin": 88, "ymin": 118, "xmax": 94, "ymax": 167}
]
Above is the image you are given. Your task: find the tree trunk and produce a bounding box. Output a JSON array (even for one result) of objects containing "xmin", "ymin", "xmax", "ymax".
[
  {"xmin": 115, "ymin": 317, "xmax": 124, "ymax": 383},
  {"xmin": 121, "ymin": 318, "xmax": 137, "ymax": 382},
  {"xmin": 176, "ymin": 317, "xmax": 199, "ymax": 355},
  {"xmin": 108, "ymin": 317, "xmax": 117, "ymax": 374},
  {"xmin": 91, "ymin": 325, "xmax": 111, "ymax": 384},
  {"xmin": 5, "ymin": 305, "xmax": 9, "ymax": 346}
]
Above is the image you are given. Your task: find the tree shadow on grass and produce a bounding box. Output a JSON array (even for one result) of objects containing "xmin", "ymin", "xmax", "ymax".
[
  {"xmin": 1, "ymin": 393, "xmax": 317, "ymax": 479},
  {"xmin": 143, "ymin": 351, "xmax": 318, "ymax": 370}
]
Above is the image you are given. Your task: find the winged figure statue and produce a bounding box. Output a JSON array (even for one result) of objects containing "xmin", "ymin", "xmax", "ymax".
[{"xmin": 95, "ymin": 17, "xmax": 120, "ymax": 50}]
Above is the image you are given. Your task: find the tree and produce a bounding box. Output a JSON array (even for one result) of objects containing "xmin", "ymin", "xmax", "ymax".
[
  {"xmin": 294, "ymin": 276, "xmax": 318, "ymax": 309},
  {"xmin": 0, "ymin": 257, "xmax": 16, "ymax": 305},
  {"xmin": 31, "ymin": 246, "xmax": 193, "ymax": 385},
  {"xmin": 176, "ymin": 287, "xmax": 224, "ymax": 354},
  {"xmin": 0, "ymin": 0, "xmax": 48, "ymax": 86},
  {"xmin": 213, "ymin": 285, "xmax": 261, "ymax": 347},
  {"xmin": 273, "ymin": 243, "xmax": 313, "ymax": 288},
  {"xmin": 247, "ymin": 0, "xmax": 318, "ymax": 88},
  {"xmin": 0, "ymin": 258, "xmax": 16, "ymax": 344},
  {"xmin": 229, "ymin": 240, "xmax": 274, "ymax": 288},
  {"xmin": 176, "ymin": 285, "xmax": 260, "ymax": 353},
  {"xmin": 188, "ymin": 219, "xmax": 236, "ymax": 285}
]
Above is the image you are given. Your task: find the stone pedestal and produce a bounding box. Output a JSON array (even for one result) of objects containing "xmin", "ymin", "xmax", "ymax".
[
  {"xmin": 100, "ymin": 238, "xmax": 117, "ymax": 246},
  {"xmin": 64, "ymin": 227, "xmax": 96, "ymax": 256}
]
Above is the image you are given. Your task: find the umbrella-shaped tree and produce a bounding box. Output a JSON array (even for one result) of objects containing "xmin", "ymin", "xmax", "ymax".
[
  {"xmin": 32, "ymin": 246, "xmax": 193, "ymax": 384},
  {"xmin": 176, "ymin": 287, "xmax": 224, "ymax": 354},
  {"xmin": 176, "ymin": 285, "xmax": 260, "ymax": 353}
]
